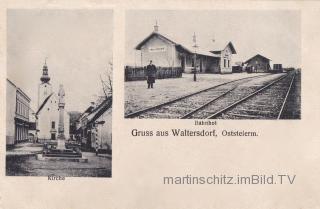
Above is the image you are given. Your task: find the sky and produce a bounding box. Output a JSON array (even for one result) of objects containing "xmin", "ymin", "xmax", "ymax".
[
  {"xmin": 7, "ymin": 9, "xmax": 113, "ymax": 112},
  {"xmin": 126, "ymin": 10, "xmax": 301, "ymax": 68}
]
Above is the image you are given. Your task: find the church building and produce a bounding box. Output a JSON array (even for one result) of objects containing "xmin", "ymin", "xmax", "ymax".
[
  {"xmin": 135, "ymin": 23, "xmax": 237, "ymax": 74},
  {"xmin": 35, "ymin": 62, "xmax": 69, "ymax": 140}
]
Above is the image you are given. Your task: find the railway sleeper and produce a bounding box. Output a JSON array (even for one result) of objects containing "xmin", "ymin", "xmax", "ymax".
[
  {"xmin": 229, "ymin": 110, "xmax": 278, "ymax": 118},
  {"xmin": 219, "ymin": 113, "xmax": 262, "ymax": 119}
]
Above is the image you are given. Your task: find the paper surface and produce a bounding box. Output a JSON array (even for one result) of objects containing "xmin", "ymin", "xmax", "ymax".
[{"xmin": 1, "ymin": 0, "xmax": 320, "ymax": 209}]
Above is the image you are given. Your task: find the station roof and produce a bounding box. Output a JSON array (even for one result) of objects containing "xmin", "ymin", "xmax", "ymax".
[
  {"xmin": 135, "ymin": 32, "xmax": 232, "ymax": 58},
  {"xmin": 210, "ymin": 41, "xmax": 237, "ymax": 54},
  {"xmin": 136, "ymin": 32, "xmax": 175, "ymax": 50},
  {"xmin": 244, "ymin": 54, "xmax": 272, "ymax": 64}
]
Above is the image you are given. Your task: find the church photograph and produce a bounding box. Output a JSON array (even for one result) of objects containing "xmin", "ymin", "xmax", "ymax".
[{"xmin": 6, "ymin": 9, "xmax": 113, "ymax": 177}]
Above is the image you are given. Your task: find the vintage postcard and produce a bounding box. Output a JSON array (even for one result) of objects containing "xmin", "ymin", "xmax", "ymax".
[{"xmin": 0, "ymin": 1, "xmax": 319, "ymax": 209}]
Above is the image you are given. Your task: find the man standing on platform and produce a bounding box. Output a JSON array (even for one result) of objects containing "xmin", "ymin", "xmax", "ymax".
[{"xmin": 146, "ymin": 60, "xmax": 157, "ymax": 89}]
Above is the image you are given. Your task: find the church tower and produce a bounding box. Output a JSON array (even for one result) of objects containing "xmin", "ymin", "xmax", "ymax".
[{"xmin": 38, "ymin": 60, "xmax": 53, "ymax": 108}]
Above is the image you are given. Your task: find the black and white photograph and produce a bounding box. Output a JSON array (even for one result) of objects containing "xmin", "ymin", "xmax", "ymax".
[
  {"xmin": 124, "ymin": 10, "xmax": 301, "ymax": 119},
  {"xmin": 6, "ymin": 9, "xmax": 113, "ymax": 177}
]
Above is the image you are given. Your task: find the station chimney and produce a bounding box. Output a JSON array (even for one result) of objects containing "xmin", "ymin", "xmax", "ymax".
[{"xmin": 154, "ymin": 20, "xmax": 159, "ymax": 33}]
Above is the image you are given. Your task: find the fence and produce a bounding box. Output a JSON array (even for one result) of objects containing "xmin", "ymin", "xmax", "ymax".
[{"xmin": 125, "ymin": 66, "xmax": 183, "ymax": 81}]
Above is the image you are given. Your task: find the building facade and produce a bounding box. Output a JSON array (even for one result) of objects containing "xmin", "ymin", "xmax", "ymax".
[
  {"xmin": 273, "ymin": 64, "xmax": 283, "ymax": 71},
  {"xmin": 210, "ymin": 42, "xmax": 236, "ymax": 74},
  {"xmin": 77, "ymin": 97, "xmax": 112, "ymax": 151},
  {"xmin": 245, "ymin": 54, "xmax": 271, "ymax": 73},
  {"xmin": 28, "ymin": 109, "xmax": 37, "ymax": 141},
  {"xmin": 69, "ymin": 111, "xmax": 81, "ymax": 140},
  {"xmin": 135, "ymin": 25, "xmax": 236, "ymax": 74},
  {"xmin": 36, "ymin": 62, "xmax": 69, "ymax": 140},
  {"xmin": 6, "ymin": 79, "xmax": 31, "ymax": 145}
]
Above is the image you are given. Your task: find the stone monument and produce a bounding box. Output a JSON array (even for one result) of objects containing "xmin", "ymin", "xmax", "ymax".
[
  {"xmin": 56, "ymin": 84, "xmax": 66, "ymax": 150},
  {"xmin": 39, "ymin": 84, "xmax": 87, "ymax": 162}
]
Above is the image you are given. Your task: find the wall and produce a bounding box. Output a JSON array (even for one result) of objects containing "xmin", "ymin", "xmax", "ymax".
[
  {"xmin": 140, "ymin": 36, "xmax": 180, "ymax": 67},
  {"xmin": 37, "ymin": 93, "xmax": 70, "ymax": 140},
  {"xmin": 247, "ymin": 56, "xmax": 270, "ymax": 72},
  {"xmin": 38, "ymin": 82, "xmax": 52, "ymax": 108},
  {"xmin": 201, "ymin": 56, "xmax": 220, "ymax": 73},
  {"xmin": 6, "ymin": 80, "xmax": 16, "ymax": 145},
  {"xmin": 15, "ymin": 90, "xmax": 30, "ymax": 143},
  {"xmin": 16, "ymin": 90, "xmax": 30, "ymax": 121},
  {"xmin": 183, "ymin": 55, "xmax": 220, "ymax": 74},
  {"xmin": 182, "ymin": 54, "xmax": 194, "ymax": 73},
  {"xmin": 220, "ymin": 45, "xmax": 233, "ymax": 74},
  {"xmin": 94, "ymin": 108, "xmax": 112, "ymax": 150}
]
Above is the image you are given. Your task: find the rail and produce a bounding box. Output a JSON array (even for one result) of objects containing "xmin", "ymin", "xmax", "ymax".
[
  {"xmin": 206, "ymin": 73, "xmax": 292, "ymax": 119},
  {"xmin": 125, "ymin": 74, "xmax": 274, "ymax": 118}
]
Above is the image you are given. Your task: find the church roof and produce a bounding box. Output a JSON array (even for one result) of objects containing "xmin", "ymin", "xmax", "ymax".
[{"xmin": 35, "ymin": 93, "xmax": 54, "ymax": 116}]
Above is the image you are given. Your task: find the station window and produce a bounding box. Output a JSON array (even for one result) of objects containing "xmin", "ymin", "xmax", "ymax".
[
  {"xmin": 228, "ymin": 60, "xmax": 230, "ymax": 68},
  {"xmin": 51, "ymin": 121, "xmax": 55, "ymax": 129},
  {"xmin": 224, "ymin": 59, "xmax": 226, "ymax": 68}
]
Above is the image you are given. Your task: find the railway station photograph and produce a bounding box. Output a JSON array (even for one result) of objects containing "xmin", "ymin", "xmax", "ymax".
[
  {"xmin": 124, "ymin": 10, "xmax": 301, "ymax": 120},
  {"xmin": 6, "ymin": 9, "xmax": 113, "ymax": 177}
]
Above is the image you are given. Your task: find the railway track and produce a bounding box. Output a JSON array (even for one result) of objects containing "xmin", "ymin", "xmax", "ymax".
[
  {"xmin": 125, "ymin": 73, "xmax": 284, "ymax": 119},
  {"xmin": 206, "ymin": 71, "xmax": 296, "ymax": 119},
  {"xmin": 278, "ymin": 70, "xmax": 301, "ymax": 119}
]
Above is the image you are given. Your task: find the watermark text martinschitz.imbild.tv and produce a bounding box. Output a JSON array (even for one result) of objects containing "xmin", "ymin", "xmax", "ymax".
[{"xmin": 163, "ymin": 174, "xmax": 296, "ymax": 185}]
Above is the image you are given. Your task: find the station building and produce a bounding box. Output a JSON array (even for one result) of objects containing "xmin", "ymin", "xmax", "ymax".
[
  {"xmin": 6, "ymin": 79, "xmax": 31, "ymax": 145},
  {"xmin": 135, "ymin": 24, "xmax": 236, "ymax": 74},
  {"xmin": 244, "ymin": 54, "xmax": 271, "ymax": 73}
]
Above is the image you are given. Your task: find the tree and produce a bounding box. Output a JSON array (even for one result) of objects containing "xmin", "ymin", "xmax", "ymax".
[{"xmin": 100, "ymin": 60, "xmax": 113, "ymax": 98}]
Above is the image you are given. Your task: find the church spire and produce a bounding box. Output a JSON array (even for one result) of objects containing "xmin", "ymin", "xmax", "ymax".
[{"xmin": 40, "ymin": 58, "xmax": 50, "ymax": 83}]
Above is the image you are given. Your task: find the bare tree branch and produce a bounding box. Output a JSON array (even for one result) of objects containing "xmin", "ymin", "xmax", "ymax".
[
  {"xmin": 100, "ymin": 74, "xmax": 108, "ymax": 97},
  {"xmin": 100, "ymin": 60, "xmax": 113, "ymax": 98}
]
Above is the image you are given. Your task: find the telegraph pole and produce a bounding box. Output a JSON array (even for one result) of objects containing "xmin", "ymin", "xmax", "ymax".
[{"xmin": 192, "ymin": 32, "xmax": 198, "ymax": 82}]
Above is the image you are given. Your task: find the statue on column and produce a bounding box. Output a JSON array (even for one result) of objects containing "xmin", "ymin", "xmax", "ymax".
[
  {"xmin": 58, "ymin": 84, "xmax": 65, "ymax": 104},
  {"xmin": 57, "ymin": 84, "xmax": 66, "ymax": 149},
  {"xmin": 41, "ymin": 83, "xmax": 84, "ymax": 160}
]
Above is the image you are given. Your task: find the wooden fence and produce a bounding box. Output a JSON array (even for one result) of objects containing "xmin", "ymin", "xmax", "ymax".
[{"xmin": 125, "ymin": 66, "xmax": 183, "ymax": 81}]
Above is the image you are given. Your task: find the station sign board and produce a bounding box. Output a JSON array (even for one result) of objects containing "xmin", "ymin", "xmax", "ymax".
[{"xmin": 149, "ymin": 46, "xmax": 166, "ymax": 52}]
